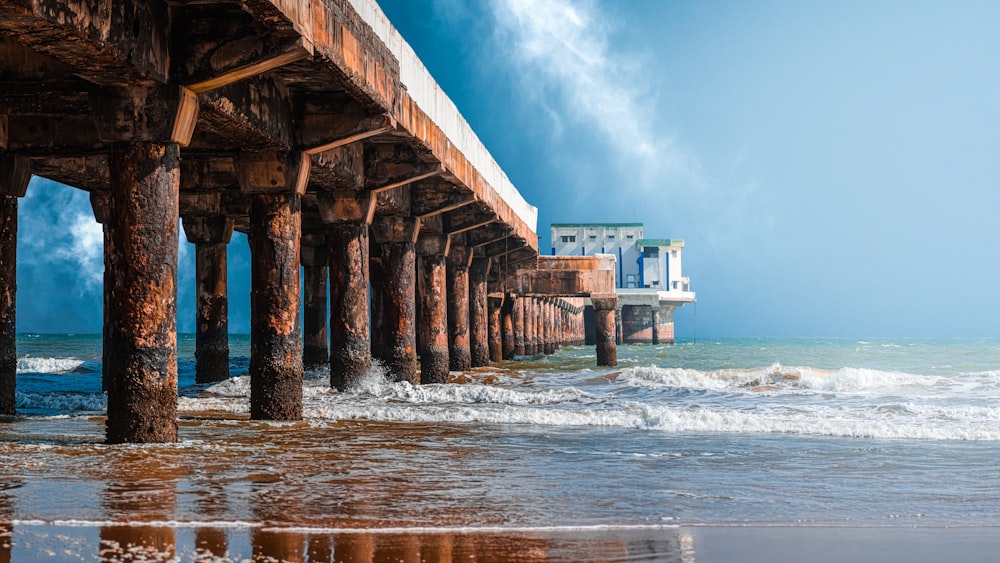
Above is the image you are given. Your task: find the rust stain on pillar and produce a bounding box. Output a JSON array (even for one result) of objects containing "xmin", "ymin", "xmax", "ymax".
[
  {"xmin": 0, "ymin": 195, "xmax": 15, "ymax": 416},
  {"xmin": 592, "ymin": 295, "xmax": 618, "ymax": 367},
  {"xmin": 446, "ymin": 245, "xmax": 472, "ymax": 371},
  {"xmin": 501, "ymin": 294, "xmax": 516, "ymax": 360},
  {"xmin": 328, "ymin": 221, "xmax": 372, "ymax": 390},
  {"xmin": 248, "ymin": 192, "xmax": 303, "ymax": 421},
  {"xmin": 373, "ymin": 216, "xmax": 419, "ymax": 383},
  {"xmin": 417, "ymin": 233, "xmax": 450, "ymax": 384},
  {"xmin": 105, "ymin": 142, "xmax": 180, "ymax": 443},
  {"xmin": 488, "ymin": 296, "xmax": 502, "ymax": 363},
  {"xmin": 468, "ymin": 257, "xmax": 491, "ymax": 367}
]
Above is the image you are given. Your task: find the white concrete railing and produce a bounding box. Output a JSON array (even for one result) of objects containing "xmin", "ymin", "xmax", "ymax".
[{"xmin": 348, "ymin": 0, "xmax": 539, "ymax": 234}]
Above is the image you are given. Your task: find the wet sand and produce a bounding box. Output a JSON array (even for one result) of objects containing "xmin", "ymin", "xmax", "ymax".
[{"xmin": 4, "ymin": 522, "xmax": 1000, "ymax": 562}]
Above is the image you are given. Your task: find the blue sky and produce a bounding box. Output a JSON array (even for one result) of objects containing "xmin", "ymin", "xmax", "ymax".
[{"xmin": 17, "ymin": 0, "xmax": 1000, "ymax": 338}]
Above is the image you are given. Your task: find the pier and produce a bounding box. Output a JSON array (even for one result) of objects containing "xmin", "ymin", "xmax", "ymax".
[{"xmin": 0, "ymin": 0, "xmax": 619, "ymax": 442}]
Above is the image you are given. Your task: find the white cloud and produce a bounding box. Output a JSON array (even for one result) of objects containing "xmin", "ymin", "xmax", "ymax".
[
  {"xmin": 489, "ymin": 0, "xmax": 703, "ymax": 188},
  {"xmin": 53, "ymin": 211, "xmax": 104, "ymax": 291}
]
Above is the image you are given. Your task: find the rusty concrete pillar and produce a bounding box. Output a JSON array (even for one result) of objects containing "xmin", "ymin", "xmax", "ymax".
[
  {"xmin": 501, "ymin": 294, "xmax": 516, "ymax": 360},
  {"xmin": 105, "ymin": 142, "xmax": 181, "ymax": 442},
  {"xmin": 487, "ymin": 296, "xmax": 502, "ymax": 363},
  {"xmin": 373, "ymin": 216, "xmax": 419, "ymax": 383},
  {"xmin": 651, "ymin": 306, "xmax": 661, "ymax": 345},
  {"xmin": 592, "ymin": 295, "xmax": 618, "ymax": 367},
  {"xmin": 370, "ymin": 251, "xmax": 386, "ymax": 362},
  {"xmin": 417, "ymin": 233, "xmax": 450, "ymax": 384},
  {"xmin": 613, "ymin": 305, "xmax": 622, "ymax": 345},
  {"xmin": 241, "ymin": 150, "xmax": 308, "ymax": 421},
  {"xmin": 522, "ymin": 298, "xmax": 534, "ymax": 356},
  {"xmin": 446, "ymin": 244, "xmax": 472, "ymax": 371},
  {"xmin": 182, "ymin": 216, "xmax": 234, "ymax": 384},
  {"xmin": 512, "ymin": 292, "xmax": 525, "ymax": 357},
  {"xmin": 321, "ymin": 191, "xmax": 375, "ymax": 390},
  {"xmin": 0, "ymin": 195, "xmax": 16, "ymax": 417},
  {"xmin": 535, "ymin": 298, "xmax": 544, "ymax": 354},
  {"xmin": 91, "ymin": 84, "xmax": 198, "ymax": 443},
  {"xmin": 469, "ymin": 257, "xmax": 490, "ymax": 367},
  {"xmin": 0, "ymin": 154, "xmax": 27, "ymax": 417},
  {"xmin": 300, "ymin": 239, "xmax": 329, "ymax": 371},
  {"xmin": 544, "ymin": 300, "xmax": 557, "ymax": 355},
  {"xmin": 538, "ymin": 299, "xmax": 549, "ymax": 355}
]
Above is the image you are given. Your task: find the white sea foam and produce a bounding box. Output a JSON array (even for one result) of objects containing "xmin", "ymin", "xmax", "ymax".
[
  {"xmin": 16, "ymin": 357, "xmax": 86, "ymax": 374},
  {"xmin": 619, "ymin": 364, "xmax": 948, "ymax": 396},
  {"xmin": 15, "ymin": 391, "xmax": 105, "ymax": 412}
]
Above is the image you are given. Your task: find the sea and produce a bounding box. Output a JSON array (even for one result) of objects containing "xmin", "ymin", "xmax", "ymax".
[{"xmin": 4, "ymin": 335, "xmax": 1000, "ymax": 561}]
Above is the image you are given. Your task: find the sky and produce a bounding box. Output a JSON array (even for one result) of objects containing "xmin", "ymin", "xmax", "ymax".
[{"xmin": 17, "ymin": 0, "xmax": 1000, "ymax": 338}]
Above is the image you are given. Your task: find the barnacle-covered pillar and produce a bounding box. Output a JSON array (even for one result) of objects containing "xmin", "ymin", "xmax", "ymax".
[
  {"xmin": 182, "ymin": 216, "xmax": 233, "ymax": 383},
  {"xmin": 446, "ymin": 244, "xmax": 472, "ymax": 371},
  {"xmin": 320, "ymin": 191, "xmax": 374, "ymax": 390},
  {"xmin": 91, "ymin": 85, "xmax": 198, "ymax": 443},
  {"xmin": 0, "ymin": 153, "xmax": 28, "ymax": 416},
  {"xmin": 300, "ymin": 236, "xmax": 329, "ymax": 371},
  {"xmin": 468, "ymin": 257, "xmax": 491, "ymax": 367},
  {"xmin": 417, "ymin": 233, "xmax": 450, "ymax": 384},
  {"xmin": 241, "ymin": 150, "xmax": 308, "ymax": 421},
  {"xmin": 373, "ymin": 215, "xmax": 419, "ymax": 383},
  {"xmin": 592, "ymin": 294, "xmax": 618, "ymax": 367},
  {"xmin": 501, "ymin": 293, "xmax": 516, "ymax": 360}
]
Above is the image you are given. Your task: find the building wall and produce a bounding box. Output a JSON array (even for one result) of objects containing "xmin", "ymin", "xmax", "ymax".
[{"xmin": 551, "ymin": 224, "xmax": 644, "ymax": 288}]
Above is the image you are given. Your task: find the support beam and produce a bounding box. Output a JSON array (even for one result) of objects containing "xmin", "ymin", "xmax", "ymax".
[
  {"xmin": 469, "ymin": 257, "xmax": 491, "ymax": 367},
  {"xmin": 446, "ymin": 244, "xmax": 472, "ymax": 371},
  {"xmin": 544, "ymin": 300, "xmax": 556, "ymax": 355},
  {"xmin": 372, "ymin": 216, "xmax": 419, "ymax": 383},
  {"xmin": 324, "ymin": 191, "xmax": 375, "ymax": 390},
  {"xmin": 651, "ymin": 307, "xmax": 661, "ymax": 345},
  {"xmin": 523, "ymin": 297, "xmax": 535, "ymax": 356},
  {"xmin": 417, "ymin": 233, "xmax": 450, "ymax": 384},
  {"xmin": 488, "ymin": 296, "xmax": 503, "ymax": 363},
  {"xmin": 301, "ymin": 242, "xmax": 329, "ymax": 371},
  {"xmin": 512, "ymin": 291, "xmax": 525, "ymax": 357},
  {"xmin": 248, "ymin": 191, "xmax": 303, "ymax": 421},
  {"xmin": 0, "ymin": 193, "xmax": 15, "ymax": 416},
  {"xmin": 182, "ymin": 216, "xmax": 233, "ymax": 384},
  {"xmin": 615, "ymin": 306, "xmax": 624, "ymax": 345},
  {"xmin": 104, "ymin": 142, "xmax": 180, "ymax": 443},
  {"xmin": 591, "ymin": 295, "xmax": 618, "ymax": 367},
  {"xmin": 501, "ymin": 294, "xmax": 516, "ymax": 360},
  {"xmin": 92, "ymin": 85, "xmax": 197, "ymax": 444}
]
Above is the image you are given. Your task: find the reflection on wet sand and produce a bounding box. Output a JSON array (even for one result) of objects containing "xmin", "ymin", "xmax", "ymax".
[
  {"xmin": 239, "ymin": 529, "xmax": 691, "ymax": 563},
  {"xmin": 99, "ymin": 447, "xmax": 184, "ymax": 562}
]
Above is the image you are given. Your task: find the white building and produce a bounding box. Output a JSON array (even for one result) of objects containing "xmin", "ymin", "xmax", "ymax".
[{"xmin": 550, "ymin": 223, "xmax": 695, "ymax": 344}]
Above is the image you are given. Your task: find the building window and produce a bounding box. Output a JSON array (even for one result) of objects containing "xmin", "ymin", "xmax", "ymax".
[
  {"xmin": 672, "ymin": 250, "xmax": 678, "ymax": 257},
  {"xmin": 561, "ymin": 235, "xmax": 576, "ymax": 243},
  {"xmin": 627, "ymin": 235, "xmax": 634, "ymax": 240},
  {"xmin": 589, "ymin": 235, "xmax": 596, "ymax": 242},
  {"xmin": 607, "ymin": 235, "xmax": 615, "ymax": 241},
  {"xmin": 651, "ymin": 280, "xmax": 659, "ymax": 287}
]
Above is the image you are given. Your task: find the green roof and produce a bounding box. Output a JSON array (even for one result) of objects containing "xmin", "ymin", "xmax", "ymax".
[
  {"xmin": 551, "ymin": 223, "xmax": 643, "ymax": 228},
  {"xmin": 636, "ymin": 238, "xmax": 684, "ymax": 247}
]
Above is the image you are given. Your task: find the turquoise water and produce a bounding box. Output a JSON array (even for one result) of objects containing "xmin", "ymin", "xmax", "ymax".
[{"xmin": 4, "ymin": 336, "xmax": 1000, "ymax": 559}]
